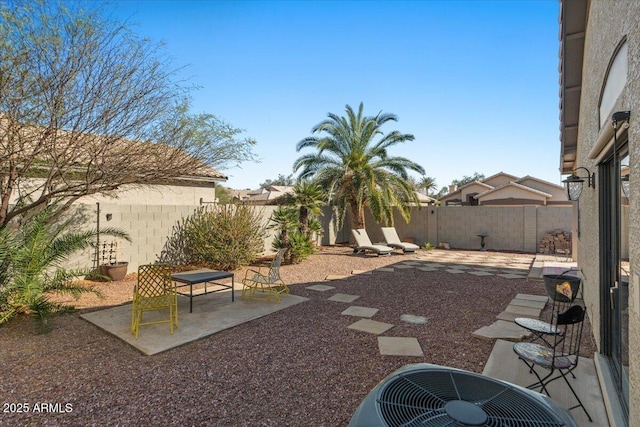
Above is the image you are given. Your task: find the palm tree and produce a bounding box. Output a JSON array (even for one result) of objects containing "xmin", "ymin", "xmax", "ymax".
[
  {"xmin": 276, "ymin": 181, "xmax": 325, "ymax": 237},
  {"xmin": 419, "ymin": 176, "xmax": 438, "ymax": 196},
  {"xmin": 0, "ymin": 206, "xmax": 131, "ymax": 332},
  {"xmin": 294, "ymin": 103, "xmax": 425, "ymax": 231}
]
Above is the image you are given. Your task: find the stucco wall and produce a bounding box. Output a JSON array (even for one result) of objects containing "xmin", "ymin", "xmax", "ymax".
[{"xmin": 575, "ymin": 1, "xmax": 640, "ymax": 424}]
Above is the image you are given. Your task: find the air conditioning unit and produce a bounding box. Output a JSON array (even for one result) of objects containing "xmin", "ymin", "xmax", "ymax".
[{"xmin": 349, "ymin": 363, "xmax": 578, "ymax": 427}]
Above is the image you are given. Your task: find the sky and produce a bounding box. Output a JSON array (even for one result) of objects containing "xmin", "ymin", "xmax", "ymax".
[{"xmin": 105, "ymin": 0, "xmax": 563, "ymax": 191}]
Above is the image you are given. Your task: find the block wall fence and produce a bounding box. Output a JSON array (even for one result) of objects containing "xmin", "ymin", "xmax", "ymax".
[{"xmin": 68, "ymin": 203, "xmax": 572, "ymax": 271}]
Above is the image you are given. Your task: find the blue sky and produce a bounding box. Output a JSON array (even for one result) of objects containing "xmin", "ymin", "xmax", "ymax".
[{"xmin": 107, "ymin": 0, "xmax": 562, "ymax": 191}]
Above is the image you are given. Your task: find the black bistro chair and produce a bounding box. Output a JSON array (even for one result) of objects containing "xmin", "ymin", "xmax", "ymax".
[
  {"xmin": 514, "ymin": 272, "xmax": 581, "ymax": 348},
  {"xmin": 513, "ymin": 305, "xmax": 592, "ymax": 422}
]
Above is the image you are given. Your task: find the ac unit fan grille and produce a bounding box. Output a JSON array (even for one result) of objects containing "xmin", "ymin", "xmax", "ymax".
[{"xmin": 377, "ymin": 369, "xmax": 566, "ymax": 426}]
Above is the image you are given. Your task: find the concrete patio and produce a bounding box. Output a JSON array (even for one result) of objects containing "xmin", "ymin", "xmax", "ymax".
[{"xmin": 81, "ymin": 290, "xmax": 308, "ymax": 355}]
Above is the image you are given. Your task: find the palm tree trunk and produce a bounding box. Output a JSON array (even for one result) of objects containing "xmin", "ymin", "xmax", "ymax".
[{"xmin": 349, "ymin": 201, "xmax": 365, "ymax": 244}]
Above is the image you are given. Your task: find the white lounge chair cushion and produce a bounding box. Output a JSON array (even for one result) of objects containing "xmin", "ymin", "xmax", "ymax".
[{"xmin": 381, "ymin": 227, "xmax": 420, "ymax": 252}]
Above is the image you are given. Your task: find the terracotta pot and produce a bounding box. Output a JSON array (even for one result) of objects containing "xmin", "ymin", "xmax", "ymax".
[{"xmin": 99, "ymin": 262, "xmax": 129, "ymax": 281}]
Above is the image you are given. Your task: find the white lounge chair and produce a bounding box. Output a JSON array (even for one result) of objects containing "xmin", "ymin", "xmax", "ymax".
[
  {"xmin": 352, "ymin": 229, "xmax": 393, "ymax": 256},
  {"xmin": 381, "ymin": 227, "xmax": 420, "ymax": 253}
]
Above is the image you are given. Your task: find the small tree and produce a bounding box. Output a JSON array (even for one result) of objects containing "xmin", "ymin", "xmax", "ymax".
[
  {"xmin": 0, "ymin": 1, "xmax": 257, "ymax": 228},
  {"xmin": 259, "ymin": 174, "xmax": 295, "ymax": 189},
  {"xmin": 451, "ymin": 172, "xmax": 486, "ymax": 188}
]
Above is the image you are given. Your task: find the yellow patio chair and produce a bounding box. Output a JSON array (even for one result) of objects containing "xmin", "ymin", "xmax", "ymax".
[
  {"xmin": 131, "ymin": 264, "xmax": 178, "ymax": 339},
  {"xmin": 241, "ymin": 248, "xmax": 289, "ymax": 303}
]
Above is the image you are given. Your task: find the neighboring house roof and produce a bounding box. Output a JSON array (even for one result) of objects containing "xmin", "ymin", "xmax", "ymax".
[
  {"xmin": 481, "ymin": 172, "xmax": 520, "ymax": 187},
  {"xmin": 438, "ymin": 181, "xmax": 493, "ymax": 202},
  {"xmin": 437, "ymin": 172, "xmax": 568, "ymax": 205},
  {"xmin": 475, "ymin": 181, "xmax": 553, "ymax": 199},
  {"xmin": 414, "ymin": 191, "xmax": 436, "ymax": 204},
  {"xmin": 244, "ymin": 185, "xmax": 294, "ymax": 204},
  {"xmin": 515, "ymin": 175, "xmax": 564, "ymax": 190}
]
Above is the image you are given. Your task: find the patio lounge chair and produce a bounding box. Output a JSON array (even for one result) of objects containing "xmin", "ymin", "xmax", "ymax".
[
  {"xmin": 381, "ymin": 227, "xmax": 420, "ymax": 253},
  {"xmin": 352, "ymin": 229, "xmax": 393, "ymax": 256},
  {"xmin": 241, "ymin": 248, "xmax": 289, "ymax": 303}
]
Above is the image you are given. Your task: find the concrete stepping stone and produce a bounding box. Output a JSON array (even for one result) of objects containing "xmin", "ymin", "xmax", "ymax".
[
  {"xmin": 516, "ymin": 293, "xmax": 548, "ymax": 302},
  {"xmin": 324, "ymin": 275, "xmax": 348, "ymax": 281},
  {"xmin": 328, "ymin": 294, "xmax": 360, "ymax": 303},
  {"xmin": 510, "ymin": 298, "xmax": 546, "ymax": 310},
  {"xmin": 400, "ymin": 314, "xmax": 427, "ymax": 325},
  {"xmin": 445, "ymin": 269, "xmax": 466, "ymax": 274},
  {"xmin": 417, "ymin": 267, "xmax": 438, "ymax": 272},
  {"xmin": 307, "ymin": 284, "xmax": 336, "ymax": 292},
  {"xmin": 452, "ymin": 265, "xmax": 472, "ymax": 270},
  {"xmin": 402, "ymin": 262, "xmax": 424, "ymax": 266},
  {"xmin": 348, "ymin": 319, "xmax": 394, "ymax": 335},
  {"xmin": 395, "ymin": 264, "xmax": 415, "ymax": 269},
  {"xmin": 497, "ymin": 273, "xmax": 527, "ymax": 279},
  {"xmin": 351, "ymin": 270, "xmax": 372, "ymax": 275},
  {"xmin": 472, "ymin": 320, "xmax": 531, "ymax": 341},
  {"xmin": 378, "ymin": 337, "xmax": 424, "ymax": 356},
  {"xmin": 468, "ymin": 270, "xmax": 494, "ymax": 276},
  {"xmin": 376, "ymin": 267, "xmax": 394, "ymax": 272},
  {"xmin": 496, "ymin": 311, "xmax": 521, "ymax": 322},
  {"xmin": 505, "ymin": 304, "xmax": 541, "ymax": 317},
  {"xmin": 342, "ymin": 306, "xmax": 379, "ymax": 318},
  {"xmin": 423, "ymin": 263, "xmax": 445, "ymax": 268}
]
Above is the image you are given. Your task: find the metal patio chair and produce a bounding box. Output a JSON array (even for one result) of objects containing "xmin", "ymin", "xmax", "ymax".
[
  {"xmin": 514, "ymin": 272, "xmax": 581, "ymax": 348},
  {"xmin": 131, "ymin": 264, "xmax": 178, "ymax": 339},
  {"xmin": 513, "ymin": 305, "xmax": 592, "ymax": 421},
  {"xmin": 241, "ymin": 248, "xmax": 289, "ymax": 303}
]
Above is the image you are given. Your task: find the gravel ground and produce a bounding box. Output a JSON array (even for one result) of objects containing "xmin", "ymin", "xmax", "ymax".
[{"xmin": 0, "ymin": 246, "xmax": 596, "ymax": 426}]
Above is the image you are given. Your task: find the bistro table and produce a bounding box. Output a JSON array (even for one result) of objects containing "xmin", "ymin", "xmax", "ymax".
[{"xmin": 171, "ymin": 270, "xmax": 234, "ymax": 313}]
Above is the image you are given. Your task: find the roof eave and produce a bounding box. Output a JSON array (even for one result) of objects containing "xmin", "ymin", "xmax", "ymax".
[{"xmin": 559, "ymin": 0, "xmax": 588, "ymax": 174}]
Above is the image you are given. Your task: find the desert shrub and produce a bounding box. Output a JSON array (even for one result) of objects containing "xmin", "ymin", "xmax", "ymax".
[{"xmin": 176, "ymin": 205, "xmax": 267, "ymax": 270}]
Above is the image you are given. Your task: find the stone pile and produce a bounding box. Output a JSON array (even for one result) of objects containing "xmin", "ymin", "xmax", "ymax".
[{"xmin": 539, "ymin": 229, "xmax": 571, "ymax": 254}]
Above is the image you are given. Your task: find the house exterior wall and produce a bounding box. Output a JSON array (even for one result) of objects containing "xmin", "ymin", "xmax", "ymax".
[
  {"xmin": 571, "ymin": 1, "xmax": 640, "ymax": 425},
  {"xmin": 80, "ymin": 182, "xmax": 217, "ymax": 205},
  {"xmin": 10, "ymin": 178, "xmax": 218, "ymax": 206}
]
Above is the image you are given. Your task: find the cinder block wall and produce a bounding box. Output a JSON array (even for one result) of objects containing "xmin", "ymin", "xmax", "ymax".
[
  {"xmin": 339, "ymin": 205, "xmax": 572, "ymax": 252},
  {"xmin": 67, "ymin": 203, "xmax": 572, "ymax": 271},
  {"xmin": 69, "ymin": 203, "xmax": 280, "ymax": 272}
]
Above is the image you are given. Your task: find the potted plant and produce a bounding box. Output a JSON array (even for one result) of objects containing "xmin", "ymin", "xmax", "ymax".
[{"xmin": 99, "ymin": 240, "xmax": 129, "ymax": 281}]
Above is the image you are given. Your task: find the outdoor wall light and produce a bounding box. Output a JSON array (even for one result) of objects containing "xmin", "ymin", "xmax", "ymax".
[
  {"xmin": 621, "ymin": 174, "xmax": 630, "ymax": 199},
  {"xmin": 562, "ymin": 167, "xmax": 595, "ymax": 201}
]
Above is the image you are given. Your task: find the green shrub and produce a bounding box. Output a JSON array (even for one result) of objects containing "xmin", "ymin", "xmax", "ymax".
[
  {"xmin": 423, "ymin": 242, "xmax": 435, "ymax": 251},
  {"xmin": 0, "ymin": 206, "xmax": 129, "ymax": 332},
  {"xmin": 176, "ymin": 205, "xmax": 267, "ymax": 270},
  {"xmin": 272, "ymin": 231, "xmax": 314, "ymax": 264}
]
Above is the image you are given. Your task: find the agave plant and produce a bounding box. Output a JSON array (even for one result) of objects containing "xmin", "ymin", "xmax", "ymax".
[{"xmin": 0, "ymin": 207, "xmax": 130, "ymax": 332}]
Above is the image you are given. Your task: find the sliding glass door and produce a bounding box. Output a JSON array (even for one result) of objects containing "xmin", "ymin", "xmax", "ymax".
[{"xmin": 599, "ymin": 141, "xmax": 629, "ymax": 416}]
